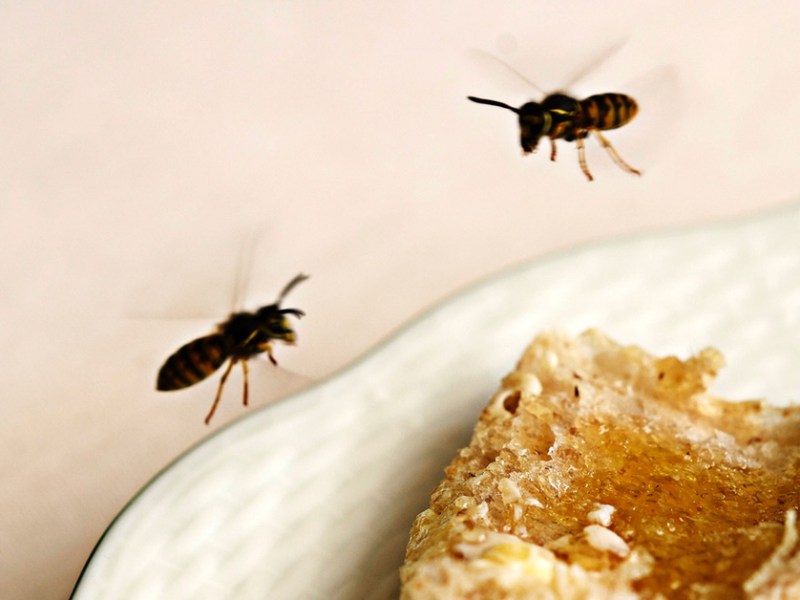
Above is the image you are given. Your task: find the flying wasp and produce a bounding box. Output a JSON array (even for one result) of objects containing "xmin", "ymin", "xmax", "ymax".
[
  {"xmin": 468, "ymin": 91, "xmax": 640, "ymax": 182},
  {"xmin": 466, "ymin": 45, "xmax": 642, "ymax": 181},
  {"xmin": 156, "ymin": 273, "xmax": 309, "ymax": 425}
]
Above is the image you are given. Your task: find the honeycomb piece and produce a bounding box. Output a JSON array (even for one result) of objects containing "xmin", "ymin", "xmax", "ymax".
[{"xmin": 400, "ymin": 330, "xmax": 800, "ymax": 599}]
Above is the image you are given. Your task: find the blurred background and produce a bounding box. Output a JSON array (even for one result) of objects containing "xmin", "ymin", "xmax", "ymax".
[{"xmin": 2, "ymin": 1, "xmax": 800, "ymax": 597}]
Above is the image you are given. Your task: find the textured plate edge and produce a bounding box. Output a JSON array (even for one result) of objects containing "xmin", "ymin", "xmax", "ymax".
[{"xmin": 70, "ymin": 195, "xmax": 800, "ymax": 598}]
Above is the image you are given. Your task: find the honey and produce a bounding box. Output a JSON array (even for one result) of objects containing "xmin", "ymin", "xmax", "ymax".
[{"xmin": 402, "ymin": 331, "xmax": 800, "ymax": 599}]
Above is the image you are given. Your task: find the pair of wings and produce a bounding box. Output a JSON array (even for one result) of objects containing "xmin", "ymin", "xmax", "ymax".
[{"xmin": 466, "ymin": 44, "xmax": 680, "ymax": 168}]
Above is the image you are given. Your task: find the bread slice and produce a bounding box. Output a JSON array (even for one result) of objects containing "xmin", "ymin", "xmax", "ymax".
[{"xmin": 400, "ymin": 330, "xmax": 800, "ymax": 599}]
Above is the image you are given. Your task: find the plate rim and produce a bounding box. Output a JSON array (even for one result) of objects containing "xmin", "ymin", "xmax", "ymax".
[{"xmin": 69, "ymin": 195, "xmax": 800, "ymax": 598}]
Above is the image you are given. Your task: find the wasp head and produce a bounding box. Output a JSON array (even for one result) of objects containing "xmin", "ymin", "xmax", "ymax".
[
  {"xmin": 254, "ymin": 305, "xmax": 304, "ymax": 343},
  {"xmin": 255, "ymin": 273, "xmax": 309, "ymax": 343},
  {"xmin": 518, "ymin": 102, "xmax": 553, "ymax": 154}
]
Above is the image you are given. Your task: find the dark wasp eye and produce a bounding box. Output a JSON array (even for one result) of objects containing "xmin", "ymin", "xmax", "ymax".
[
  {"xmin": 256, "ymin": 304, "xmax": 279, "ymax": 319},
  {"xmin": 518, "ymin": 103, "xmax": 546, "ymax": 152}
]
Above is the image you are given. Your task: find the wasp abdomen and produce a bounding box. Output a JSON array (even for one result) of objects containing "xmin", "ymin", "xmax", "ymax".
[
  {"xmin": 157, "ymin": 333, "xmax": 229, "ymax": 391},
  {"xmin": 580, "ymin": 93, "xmax": 638, "ymax": 131}
]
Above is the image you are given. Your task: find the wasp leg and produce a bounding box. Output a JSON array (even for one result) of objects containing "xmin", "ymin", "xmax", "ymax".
[
  {"xmin": 241, "ymin": 359, "xmax": 249, "ymax": 407},
  {"xmin": 258, "ymin": 342, "xmax": 278, "ymax": 366},
  {"xmin": 593, "ymin": 130, "xmax": 641, "ymax": 176},
  {"xmin": 205, "ymin": 358, "xmax": 237, "ymax": 425},
  {"xmin": 549, "ymin": 138, "xmax": 558, "ymax": 162},
  {"xmin": 575, "ymin": 135, "xmax": 594, "ymax": 182}
]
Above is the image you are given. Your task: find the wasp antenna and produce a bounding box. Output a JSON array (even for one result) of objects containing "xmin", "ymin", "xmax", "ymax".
[
  {"xmin": 467, "ymin": 96, "xmax": 520, "ymax": 114},
  {"xmin": 276, "ymin": 273, "xmax": 310, "ymax": 306}
]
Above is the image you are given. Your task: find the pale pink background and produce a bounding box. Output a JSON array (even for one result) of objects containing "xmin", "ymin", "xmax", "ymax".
[{"xmin": 3, "ymin": 1, "xmax": 800, "ymax": 598}]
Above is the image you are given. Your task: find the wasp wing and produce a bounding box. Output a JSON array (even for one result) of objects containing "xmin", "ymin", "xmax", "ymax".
[
  {"xmin": 559, "ymin": 38, "xmax": 630, "ymax": 94},
  {"xmin": 156, "ymin": 333, "xmax": 229, "ymax": 391},
  {"xmin": 588, "ymin": 64, "xmax": 681, "ymax": 174},
  {"xmin": 466, "ymin": 39, "xmax": 628, "ymax": 99},
  {"xmin": 466, "ymin": 48, "xmax": 548, "ymax": 98}
]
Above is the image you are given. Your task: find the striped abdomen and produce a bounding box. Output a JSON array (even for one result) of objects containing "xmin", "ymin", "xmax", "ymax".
[
  {"xmin": 157, "ymin": 334, "xmax": 229, "ymax": 391},
  {"xmin": 579, "ymin": 93, "xmax": 638, "ymax": 131}
]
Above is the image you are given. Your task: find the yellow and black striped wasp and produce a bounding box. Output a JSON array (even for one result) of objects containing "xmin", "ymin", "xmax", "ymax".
[
  {"xmin": 467, "ymin": 48, "xmax": 642, "ymax": 181},
  {"xmin": 156, "ymin": 273, "xmax": 309, "ymax": 425}
]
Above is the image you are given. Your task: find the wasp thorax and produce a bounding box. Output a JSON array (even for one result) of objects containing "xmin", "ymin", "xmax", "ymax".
[{"xmin": 541, "ymin": 93, "xmax": 579, "ymax": 113}]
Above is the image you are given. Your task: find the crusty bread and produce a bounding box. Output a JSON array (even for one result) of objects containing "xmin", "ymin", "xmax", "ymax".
[{"xmin": 400, "ymin": 330, "xmax": 800, "ymax": 599}]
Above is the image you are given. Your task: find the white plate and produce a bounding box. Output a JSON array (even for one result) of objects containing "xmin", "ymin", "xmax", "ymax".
[{"xmin": 72, "ymin": 203, "xmax": 800, "ymax": 599}]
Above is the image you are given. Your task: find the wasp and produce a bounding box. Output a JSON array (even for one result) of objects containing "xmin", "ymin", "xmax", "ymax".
[
  {"xmin": 156, "ymin": 273, "xmax": 309, "ymax": 425},
  {"xmin": 467, "ymin": 91, "xmax": 641, "ymax": 181}
]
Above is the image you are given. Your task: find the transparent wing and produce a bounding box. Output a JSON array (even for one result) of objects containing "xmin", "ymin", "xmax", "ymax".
[
  {"xmin": 559, "ymin": 38, "xmax": 630, "ymax": 93},
  {"xmin": 591, "ymin": 64, "xmax": 682, "ymax": 175},
  {"xmin": 465, "ymin": 41, "xmax": 681, "ymax": 177},
  {"xmin": 465, "ymin": 47, "xmax": 547, "ymax": 99},
  {"xmin": 230, "ymin": 228, "xmax": 264, "ymax": 312},
  {"xmin": 126, "ymin": 262, "xmax": 240, "ymax": 321},
  {"xmin": 125, "ymin": 226, "xmax": 270, "ymax": 320},
  {"xmin": 465, "ymin": 38, "xmax": 629, "ymax": 99}
]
